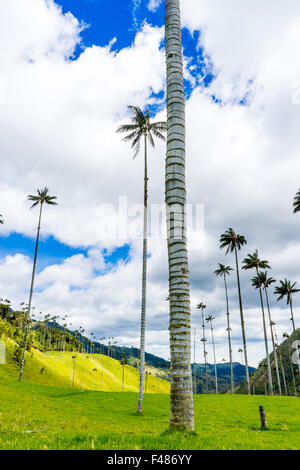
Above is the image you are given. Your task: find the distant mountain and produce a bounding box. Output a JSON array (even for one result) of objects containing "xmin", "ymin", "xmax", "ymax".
[{"xmin": 236, "ymin": 329, "xmax": 300, "ymax": 396}]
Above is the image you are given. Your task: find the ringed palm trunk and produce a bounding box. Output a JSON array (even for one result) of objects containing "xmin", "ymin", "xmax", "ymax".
[
  {"xmin": 256, "ymin": 268, "xmax": 273, "ymax": 395},
  {"xmin": 224, "ymin": 274, "xmax": 234, "ymax": 393},
  {"xmin": 210, "ymin": 322, "xmax": 218, "ymax": 394},
  {"xmin": 264, "ymin": 287, "xmax": 282, "ymax": 395},
  {"xmin": 19, "ymin": 203, "xmax": 43, "ymax": 381},
  {"xmin": 201, "ymin": 309, "xmax": 208, "ymax": 392},
  {"xmin": 234, "ymin": 246, "xmax": 251, "ymax": 394},
  {"xmin": 165, "ymin": 0, "xmax": 194, "ymax": 430},
  {"xmin": 137, "ymin": 134, "xmax": 148, "ymax": 414}
]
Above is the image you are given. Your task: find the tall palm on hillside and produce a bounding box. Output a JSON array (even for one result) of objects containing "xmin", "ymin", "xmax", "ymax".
[
  {"xmin": 117, "ymin": 105, "xmax": 166, "ymax": 414},
  {"xmin": 165, "ymin": 0, "xmax": 194, "ymax": 430},
  {"xmin": 206, "ymin": 315, "xmax": 218, "ymax": 394},
  {"xmin": 274, "ymin": 279, "xmax": 299, "ymax": 332},
  {"xmin": 19, "ymin": 188, "xmax": 57, "ymax": 381},
  {"xmin": 197, "ymin": 302, "xmax": 208, "ymax": 393},
  {"xmin": 283, "ymin": 333, "xmax": 298, "ymax": 396},
  {"xmin": 220, "ymin": 228, "xmax": 250, "ymax": 394},
  {"xmin": 242, "ymin": 251, "xmax": 273, "ymax": 395},
  {"xmin": 214, "ymin": 263, "xmax": 234, "ymax": 393},
  {"xmin": 253, "ymin": 272, "xmax": 281, "ymax": 395},
  {"xmin": 293, "ymin": 189, "xmax": 300, "ymax": 213}
]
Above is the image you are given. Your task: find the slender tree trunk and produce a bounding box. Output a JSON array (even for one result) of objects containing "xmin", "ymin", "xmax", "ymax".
[
  {"xmin": 165, "ymin": 0, "xmax": 194, "ymax": 430},
  {"xmin": 193, "ymin": 328, "xmax": 196, "ymax": 395},
  {"xmin": 234, "ymin": 246, "xmax": 250, "ymax": 394},
  {"xmin": 137, "ymin": 134, "xmax": 148, "ymax": 414},
  {"xmin": 288, "ymin": 344, "xmax": 297, "ymax": 396},
  {"xmin": 264, "ymin": 288, "xmax": 282, "ymax": 395},
  {"xmin": 210, "ymin": 320, "xmax": 218, "ymax": 394},
  {"xmin": 201, "ymin": 308, "xmax": 208, "ymax": 393},
  {"xmin": 289, "ymin": 296, "xmax": 296, "ymax": 332},
  {"xmin": 256, "ymin": 268, "xmax": 273, "ymax": 395},
  {"xmin": 19, "ymin": 203, "xmax": 43, "ymax": 381},
  {"xmin": 224, "ymin": 274, "xmax": 234, "ymax": 393}
]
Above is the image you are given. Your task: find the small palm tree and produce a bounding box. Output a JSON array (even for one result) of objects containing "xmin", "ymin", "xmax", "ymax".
[
  {"xmin": 243, "ymin": 251, "xmax": 273, "ymax": 395},
  {"xmin": 205, "ymin": 315, "xmax": 218, "ymax": 394},
  {"xmin": 293, "ymin": 189, "xmax": 300, "ymax": 213},
  {"xmin": 253, "ymin": 272, "xmax": 281, "ymax": 395},
  {"xmin": 117, "ymin": 105, "xmax": 166, "ymax": 414},
  {"xmin": 214, "ymin": 263, "xmax": 234, "ymax": 393},
  {"xmin": 220, "ymin": 228, "xmax": 250, "ymax": 394},
  {"xmin": 19, "ymin": 188, "xmax": 57, "ymax": 381},
  {"xmin": 274, "ymin": 279, "xmax": 299, "ymax": 332},
  {"xmin": 197, "ymin": 302, "xmax": 208, "ymax": 393}
]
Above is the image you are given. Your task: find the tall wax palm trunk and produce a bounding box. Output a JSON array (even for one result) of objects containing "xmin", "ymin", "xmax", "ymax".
[
  {"xmin": 207, "ymin": 317, "xmax": 218, "ymax": 394},
  {"xmin": 264, "ymin": 289, "xmax": 282, "ymax": 395},
  {"xmin": 289, "ymin": 296, "xmax": 296, "ymax": 332},
  {"xmin": 200, "ymin": 309, "xmax": 208, "ymax": 392},
  {"xmin": 19, "ymin": 204, "xmax": 43, "ymax": 381},
  {"xmin": 137, "ymin": 134, "xmax": 148, "ymax": 414},
  {"xmin": 234, "ymin": 247, "xmax": 251, "ymax": 394},
  {"xmin": 165, "ymin": 0, "xmax": 194, "ymax": 430},
  {"xmin": 255, "ymin": 268, "xmax": 274, "ymax": 395},
  {"xmin": 224, "ymin": 274, "xmax": 234, "ymax": 393}
]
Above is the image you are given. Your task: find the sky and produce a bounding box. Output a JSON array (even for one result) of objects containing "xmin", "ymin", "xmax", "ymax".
[{"xmin": 1, "ymin": 0, "xmax": 300, "ymax": 366}]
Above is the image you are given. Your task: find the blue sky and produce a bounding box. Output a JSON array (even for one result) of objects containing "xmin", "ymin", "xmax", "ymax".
[{"xmin": 0, "ymin": 0, "xmax": 212, "ymax": 271}]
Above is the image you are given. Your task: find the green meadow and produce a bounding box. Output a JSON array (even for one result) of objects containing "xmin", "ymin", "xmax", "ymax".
[{"xmin": 0, "ymin": 374, "xmax": 299, "ymax": 450}]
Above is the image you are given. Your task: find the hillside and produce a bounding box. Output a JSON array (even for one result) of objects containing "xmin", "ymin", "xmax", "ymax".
[
  {"xmin": 0, "ymin": 334, "xmax": 169, "ymax": 393},
  {"xmin": 0, "ymin": 377, "xmax": 299, "ymax": 450},
  {"xmin": 237, "ymin": 329, "xmax": 300, "ymax": 395}
]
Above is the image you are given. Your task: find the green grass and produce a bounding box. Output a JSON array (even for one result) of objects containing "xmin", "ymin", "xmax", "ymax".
[{"xmin": 0, "ymin": 374, "xmax": 299, "ymax": 450}]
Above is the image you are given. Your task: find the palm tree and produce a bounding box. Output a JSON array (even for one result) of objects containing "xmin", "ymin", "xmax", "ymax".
[
  {"xmin": 165, "ymin": 0, "xmax": 194, "ymax": 430},
  {"xmin": 206, "ymin": 315, "xmax": 218, "ymax": 394},
  {"xmin": 243, "ymin": 250, "xmax": 273, "ymax": 395},
  {"xmin": 293, "ymin": 189, "xmax": 300, "ymax": 213},
  {"xmin": 117, "ymin": 106, "xmax": 166, "ymax": 414},
  {"xmin": 19, "ymin": 188, "xmax": 57, "ymax": 381},
  {"xmin": 253, "ymin": 272, "xmax": 281, "ymax": 395},
  {"xmin": 220, "ymin": 228, "xmax": 250, "ymax": 394},
  {"xmin": 214, "ymin": 263, "xmax": 234, "ymax": 393},
  {"xmin": 274, "ymin": 279, "xmax": 299, "ymax": 332},
  {"xmin": 273, "ymin": 323, "xmax": 288, "ymax": 396},
  {"xmin": 197, "ymin": 302, "xmax": 208, "ymax": 393}
]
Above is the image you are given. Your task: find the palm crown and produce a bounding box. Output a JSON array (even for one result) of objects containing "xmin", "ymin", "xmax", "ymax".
[
  {"xmin": 116, "ymin": 106, "xmax": 166, "ymax": 158},
  {"xmin": 242, "ymin": 250, "xmax": 270, "ymax": 271},
  {"xmin": 274, "ymin": 279, "xmax": 300, "ymax": 304},
  {"xmin": 28, "ymin": 187, "xmax": 58, "ymax": 209},
  {"xmin": 214, "ymin": 263, "xmax": 233, "ymax": 277},
  {"xmin": 0, "ymin": 214, "xmax": 3, "ymax": 224},
  {"xmin": 196, "ymin": 302, "xmax": 206, "ymax": 311},
  {"xmin": 293, "ymin": 188, "xmax": 300, "ymax": 213},
  {"xmin": 205, "ymin": 315, "xmax": 215, "ymax": 322},
  {"xmin": 252, "ymin": 271, "xmax": 276, "ymax": 289},
  {"xmin": 220, "ymin": 228, "xmax": 247, "ymax": 254}
]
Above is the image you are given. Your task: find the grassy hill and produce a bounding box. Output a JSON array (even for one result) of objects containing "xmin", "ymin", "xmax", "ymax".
[
  {"xmin": 0, "ymin": 375, "xmax": 299, "ymax": 450},
  {"xmin": 0, "ymin": 334, "xmax": 169, "ymax": 393}
]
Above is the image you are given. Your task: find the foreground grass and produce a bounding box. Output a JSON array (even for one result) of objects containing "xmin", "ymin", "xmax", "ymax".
[{"xmin": 0, "ymin": 375, "xmax": 299, "ymax": 450}]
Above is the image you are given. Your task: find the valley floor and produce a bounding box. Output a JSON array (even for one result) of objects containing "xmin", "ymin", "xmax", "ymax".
[{"xmin": 0, "ymin": 376, "xmax": 299, "ymax": 450}]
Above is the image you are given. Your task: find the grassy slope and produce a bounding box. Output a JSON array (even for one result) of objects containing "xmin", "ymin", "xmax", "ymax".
[
  {"xmin": 1, "ymin": 335, "xmax": 169, "ymax": 393},
  {"xmin": 0, "ymin": 375, "xmax": 299, "ymax": 450}
]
